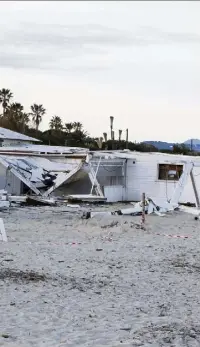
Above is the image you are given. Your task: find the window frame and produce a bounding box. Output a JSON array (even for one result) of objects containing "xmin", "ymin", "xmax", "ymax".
[{"xmin": 157, "ymin": 163, "xmax": 184, "ymax": 182}]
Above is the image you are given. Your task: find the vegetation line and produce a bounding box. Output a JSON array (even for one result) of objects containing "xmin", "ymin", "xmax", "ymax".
[{"xmin": 0, "ymin": 88, "xmax": 196, "ymax": 154}]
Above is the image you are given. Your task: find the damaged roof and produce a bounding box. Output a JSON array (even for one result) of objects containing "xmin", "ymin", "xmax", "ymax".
[
  {"xmin": 0, "ymin": 127, "xmax": 40, "ymax": 142},
  {"xmin": 0, "ymin": 144, "xmax": 89, "ymax": 155},
  {"xmin": 0, "ymin": 155, "xmax": 85, "ymax": 197}
]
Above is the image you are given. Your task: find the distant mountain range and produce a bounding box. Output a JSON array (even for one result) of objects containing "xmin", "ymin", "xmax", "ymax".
[{"xmin": 143, "ymin": 139, "xmax": 200, "ymax": 151}]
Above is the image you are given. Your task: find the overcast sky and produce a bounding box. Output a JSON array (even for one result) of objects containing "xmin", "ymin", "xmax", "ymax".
[{"xmin": 0, "ymin": 1, "xmax": 200, "ymax": 143}]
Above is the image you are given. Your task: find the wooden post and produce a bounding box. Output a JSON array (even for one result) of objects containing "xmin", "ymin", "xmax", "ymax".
[
  {"xmin": 190, "ymin": 170, "xmax": 200, "ymax": 208},
  {"xmin": 142, "ymin": 192, "xmax": 145, "ymax": 225}
]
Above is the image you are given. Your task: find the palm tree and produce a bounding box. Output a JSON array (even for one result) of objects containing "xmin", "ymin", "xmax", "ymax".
[
  {"xmin": 49, "ymin": 116, "xmax": 63, "ymax": 131},
  {"xmin": 65, "ymin": 122, "xmax": 74, "ymax": 133},
  {"xmin": 4, "ymin": 103, "xmax": 29, "ymax": 132},
  {"xmin": 8, "ymin": 102, "xmax": 24, "ymax": 114},
  {"xmin": 73, "ymin": 122, "xmax": 83, "ymax": 132},
  {"xmin": 0, "ymin": 89, "xmax": 13, "ymax": 116},
  {"xmin": 30, "ymin": 104, "xmax": 46, "ymax": 131}
]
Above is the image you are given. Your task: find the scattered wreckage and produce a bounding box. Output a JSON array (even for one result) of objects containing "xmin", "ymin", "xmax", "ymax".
[
  {"xmin": 82, "ymin": 198, "xmax": 179, "ymax": 219},
  {"xmin": 82, "ymin": 161, "xmax": 200, "ymax": 219},
  {"xmin": 0, "ymin": 152, "xmax": 200, "ymax": 221},
  {"xmin": 0, "ymin": 153, "xmax": 105, "ymax": 206}
]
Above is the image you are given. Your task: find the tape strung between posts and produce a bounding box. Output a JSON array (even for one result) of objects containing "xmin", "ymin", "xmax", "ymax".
[{"xmin": 155, "ymin": 233, "xmax": 189, "ymax": 239}]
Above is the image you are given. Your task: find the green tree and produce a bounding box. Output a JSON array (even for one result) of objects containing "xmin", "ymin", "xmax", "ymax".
[
  {"xmin": 2, "ymin": 103, "xmax": 30, "ymax": 133},
  {"xmin": 172, "ymin": 144, "xmax": 191, "ymax": 155},
  {"xmin": 49, "ymin": 116, "xmax": 63, "ymax": 131},
  {"xmin": 30, "ymin": 104, "xmax": 46, "ymax": 131},
  {"xmin": 65, "ymin": 122, "xmax": 74, "ymax": 134},
  {"xmin": 0, "ymin": 88, "xmax": 13, "ymax": 116},
  {"xmin": 73, "ymin": 121, "xmax": 83, "ymax": 131}
]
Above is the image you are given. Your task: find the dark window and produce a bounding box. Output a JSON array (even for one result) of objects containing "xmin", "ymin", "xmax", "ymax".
[{"xmin": 158, "ymin": 164, "xmax": 183, "ymax": 181}]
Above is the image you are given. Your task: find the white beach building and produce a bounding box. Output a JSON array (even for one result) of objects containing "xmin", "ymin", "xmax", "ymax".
[
  {"xmin": 0, "ymin": 127, "xmax": 40, "ymax": 147},
  {"xmin": 0, "ymin": 126, "xmax": 199, "ymax": 205},
  {"xmin": 89, "ymin": 151, "xmax": 200, "ymax": 205}
]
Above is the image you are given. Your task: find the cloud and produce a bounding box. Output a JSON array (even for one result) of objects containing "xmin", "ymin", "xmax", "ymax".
[
  {"xmin": 1, "ymin": 23, "xmax": 143, "ymax": 50},
  {"xmin": 140, "ymin": 26, "xmax": 200, "ymax": 44},
  {"xmin": 0, "ymin": 20, "xmax": 200, "ymax": 73}
]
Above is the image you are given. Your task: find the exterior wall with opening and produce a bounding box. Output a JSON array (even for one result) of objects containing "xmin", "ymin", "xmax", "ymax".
[{"xmin": 122, "ymin": 152, "xmax": 200, "ymax": 204}]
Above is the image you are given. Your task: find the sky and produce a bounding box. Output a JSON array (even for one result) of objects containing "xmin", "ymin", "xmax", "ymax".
[{"xmin": 0, "ymin": 1, "xmax": 200, "ymax": 143}]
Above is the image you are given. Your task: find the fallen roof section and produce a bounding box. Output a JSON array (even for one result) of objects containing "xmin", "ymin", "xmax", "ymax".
[{"xmin": 0, "ymin": 155, "xmax": 84, "ymax": 197}]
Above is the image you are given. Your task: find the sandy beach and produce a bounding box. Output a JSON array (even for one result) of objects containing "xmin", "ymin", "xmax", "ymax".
[{"xmin": 0, "ymin": 204, "xmax": 200, "ymax": 347}]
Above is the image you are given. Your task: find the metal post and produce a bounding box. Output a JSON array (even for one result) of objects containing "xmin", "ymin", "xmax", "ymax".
[{"xmin": 142, "ymin": 192, "xmax": 145, "ymax": 225}]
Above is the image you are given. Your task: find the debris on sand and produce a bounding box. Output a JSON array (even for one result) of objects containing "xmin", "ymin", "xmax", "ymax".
[
  {"xmin": 132, "ymin": 322, "xmax": 200, "ymax": 346},
  {"xmin": 0, "ymin": 268, "xmax": 48, "ymax": 283}
]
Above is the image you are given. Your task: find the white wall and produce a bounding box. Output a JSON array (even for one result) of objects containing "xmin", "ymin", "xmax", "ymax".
[
  {"xmin": 0, "ymin": 163, "xmax": 21, "ymax": 195},
  {"xmin": 124, "ymin": 153, "xmax": 200, "ymax": 204},
  {"xmin": 104, "ymin": 185, "xmax": 124, "ymax": 202}
]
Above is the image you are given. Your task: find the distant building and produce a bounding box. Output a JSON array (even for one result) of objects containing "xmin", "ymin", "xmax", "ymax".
[{"xmin": 0, "ymin": 127, "xmax": 40, "ymax": 147}]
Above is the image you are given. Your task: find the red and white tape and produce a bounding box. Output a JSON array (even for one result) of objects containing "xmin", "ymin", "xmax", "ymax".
[{"xmin": 155, "ymin": 233, "xmax": 189, "ymax": 239}]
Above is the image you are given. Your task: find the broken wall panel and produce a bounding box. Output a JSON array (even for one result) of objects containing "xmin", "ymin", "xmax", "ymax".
[{"xmin": 0, "ymin": 163, "xmax": 21, "ymax": 195}]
